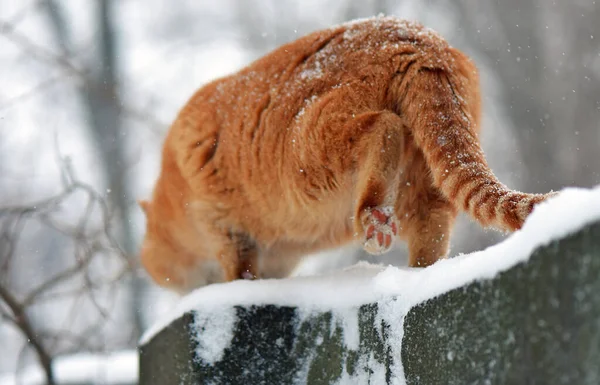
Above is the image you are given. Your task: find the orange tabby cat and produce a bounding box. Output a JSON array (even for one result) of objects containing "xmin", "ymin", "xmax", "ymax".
[{"xmin": 139, "ymin": 16, "xmax": 556, "ymax": 293}]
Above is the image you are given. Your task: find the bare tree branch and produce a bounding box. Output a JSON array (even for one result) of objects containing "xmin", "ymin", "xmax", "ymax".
[
  {"xmin": 0, "ymin": 154, "xmax": 137, "ymax": 383},
  {"xmin": 0, "ymin": 284, "xmax": 55, "ymax": 385}
]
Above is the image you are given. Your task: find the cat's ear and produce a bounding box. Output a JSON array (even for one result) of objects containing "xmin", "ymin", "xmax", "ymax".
[{"xmin": 138, "ymin": 200, "xmax": 150, "ymax": 215}]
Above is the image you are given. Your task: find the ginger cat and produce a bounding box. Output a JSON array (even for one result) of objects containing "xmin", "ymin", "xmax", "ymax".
[{"xmin": 139, "ymin": 16, "xmax": 556, "ymax": 293}]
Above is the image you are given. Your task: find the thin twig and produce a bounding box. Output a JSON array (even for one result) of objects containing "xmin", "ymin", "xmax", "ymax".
[
  {"xmin": 22, "ymin": 257, "xmax": 94, "ymax": 307},
  {"xmin": 0, "ymin": 284, "xmax": 55, "ymax": 384}
]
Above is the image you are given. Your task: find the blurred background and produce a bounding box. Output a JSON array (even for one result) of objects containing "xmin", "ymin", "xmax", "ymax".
[{"xmin": 1, "ymin": 0, "xmax": 598, "ymax": 382}]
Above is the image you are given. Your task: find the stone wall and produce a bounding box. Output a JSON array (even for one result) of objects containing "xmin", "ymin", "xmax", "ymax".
[{"xmin": 139, "ymin": 221, "xmax": 600, "ymax": 385}]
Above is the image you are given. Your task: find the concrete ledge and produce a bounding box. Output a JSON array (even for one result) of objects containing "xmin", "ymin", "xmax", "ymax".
[{"xmin": 139, "ymin": 189, "xmax": 600, "ymax": 384}]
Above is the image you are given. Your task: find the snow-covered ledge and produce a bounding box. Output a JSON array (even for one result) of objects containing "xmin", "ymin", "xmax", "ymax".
[{"xmin": 139, "ymin": 187, "xmax": 600, "ymax": 385}]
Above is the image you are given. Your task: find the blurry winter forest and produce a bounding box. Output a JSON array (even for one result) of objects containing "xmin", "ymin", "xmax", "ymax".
[{"xmin": 1, "ymin": 0, "xmax": 599, "ymax": 381}]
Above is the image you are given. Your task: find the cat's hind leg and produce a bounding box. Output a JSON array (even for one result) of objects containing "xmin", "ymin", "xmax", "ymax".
[
  {"xmin": 395, "ymin": 147, "xmax": 458, "ymax": 267},
  {"xmin": 350, "ymin": 111, "xmax": 404, "ymax": 255}
]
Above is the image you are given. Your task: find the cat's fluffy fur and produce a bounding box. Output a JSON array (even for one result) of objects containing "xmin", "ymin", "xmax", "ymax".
[{"xmin": 139, "ymin": 17, "xmax": 556, "ymax": 293}]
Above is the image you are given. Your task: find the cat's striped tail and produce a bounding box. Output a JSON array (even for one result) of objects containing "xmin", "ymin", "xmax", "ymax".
[{"xmin": 398, "ymin": 59, "xmax": 556, "ymax": 232}]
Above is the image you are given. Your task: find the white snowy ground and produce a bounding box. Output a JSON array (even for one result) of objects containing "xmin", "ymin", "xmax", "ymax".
[
  {"xmin": 0, "ymin": 351, "xmax": 137, "ymax": 385},
  {"xmin": 3, "ymin": 186, "xmax": 599, "ymax": 384}
]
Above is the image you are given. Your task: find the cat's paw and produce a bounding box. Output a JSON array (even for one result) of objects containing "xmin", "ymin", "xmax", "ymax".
[
  {"xmin": 240, "ymin": 270, "xmax": 256, "ymax": 280},
  {"xmin": 361, "ymin": 207, "xmax": 398, "ymax": 255}
]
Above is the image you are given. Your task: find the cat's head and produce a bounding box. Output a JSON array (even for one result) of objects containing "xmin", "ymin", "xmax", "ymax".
[{"xmin": 138, "ymin": 199, "xmax": 224, "ymax": 294}]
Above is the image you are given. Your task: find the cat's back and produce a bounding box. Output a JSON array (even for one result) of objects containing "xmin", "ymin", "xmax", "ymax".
[
  {"xmin": 173, "ymin": 16, "xmax": 453, "ymax": 132},
  {"xmin": 162, "ymin": 16, "xmax": 466, "ymax": 215}
]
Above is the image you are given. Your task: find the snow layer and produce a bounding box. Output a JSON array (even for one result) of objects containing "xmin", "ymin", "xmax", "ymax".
[
  {"xmin": 375, "ymin": 185, "xmax": 600, "ymax": 306},
  {"xmin": 140, "ymin": 186, "xmax": 600, "ymax": 383},
  {"xmin": 192, "ymin": 307, "xmax": 237, "ymax": 363},
  {"xmin": 0, "ymin": 351, "xmax": 137, "ymax": 385}
]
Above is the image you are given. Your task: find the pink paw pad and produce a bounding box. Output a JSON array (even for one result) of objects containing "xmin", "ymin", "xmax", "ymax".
[
  {"xmin": 362, "ymin": 207, "xmax": 398, "ymax": 255},
  {"xmin": 241, "ymin": 270, "xmax": 255, "ymax": 280}
]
